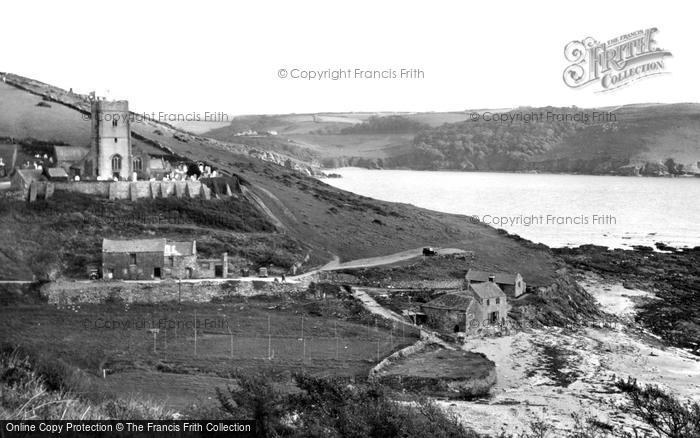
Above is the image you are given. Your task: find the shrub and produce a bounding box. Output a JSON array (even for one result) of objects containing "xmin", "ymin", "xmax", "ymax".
[
  {"xmin": 615, "ymin": 377, "xmax": 700, "ymax": 438},
  {"xmin": 216, "ymin": 373, "xmax": 478, "ymax": 438}
]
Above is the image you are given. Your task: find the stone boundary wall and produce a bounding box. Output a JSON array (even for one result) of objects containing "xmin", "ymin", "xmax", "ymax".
[
  {"xmin": 41, "ymin": 279, "xmax": 306, "ymax": 305},
  {"xmin": 26, "ymin": 180, "xmax": 215, "ymax": 201},
  {"xmin": 368, "ymin": 340, "xmax": 428, "ymax": 379}
]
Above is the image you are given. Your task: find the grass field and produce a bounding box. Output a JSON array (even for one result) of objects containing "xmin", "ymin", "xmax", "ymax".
[
  {"xmin": 290, "ymin": 133, "xmax": 415, "ymax": 159},
  {"xmin": 0, "ymin": 294, "xmax": 419, "ymax": 411}
]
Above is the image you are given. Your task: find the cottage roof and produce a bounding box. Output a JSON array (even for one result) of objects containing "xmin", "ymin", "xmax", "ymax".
[
  {"xmin": 45, "ymin": 167, "xmax": 68, "ymax": 179},
  {"xmin": 164, "ymin": 241, "xmax": 195, "ymax": 256},
  {"xmin": 13, "ymin": 168, "xmax": 44, "ymax": 183},
  {"xmin": 422, "ymin": 291, "xmax": 474, "ymax": 310},
  {"xmin": 103, "ymin": 238, "xmax": 166, "ymax": 253},
  {"xmin": 466, "ymin": 269, "xmax": 519, "ymax": 285},
  {"xmin": 469, "ymin": 282, "xmax": 506, "ymax": 300},
  {"xmin": 53, "ymin": 146, "xmax": 89, "ymax": 163}
]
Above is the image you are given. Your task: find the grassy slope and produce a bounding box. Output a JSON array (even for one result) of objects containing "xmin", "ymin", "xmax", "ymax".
[
  {"xmin": 0, "ymin": 74, "xmax": 559, "ymax": 286},
  {"xmin": 0, "ymin": 190, "xmax": 316, "ymax": 281}
]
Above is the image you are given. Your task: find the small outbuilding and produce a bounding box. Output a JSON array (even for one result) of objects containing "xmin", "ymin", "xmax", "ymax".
[{"xmin": 43, "ymin": 167, "xmax": 69, "ymax": 181}]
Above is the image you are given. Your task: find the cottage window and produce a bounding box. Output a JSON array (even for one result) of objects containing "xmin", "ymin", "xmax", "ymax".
[
  {"xmin": 486, "ymin": 299, "xmax": 490, "ymax": 306},
  {"xmin": 112, "ymin": 119, "xmax": 118, "ymax": 127},
  {"xmin": 133, "ymin": 156, "xmax": 143, "ymax": 171},
  {"xmin": 111, "ymin": 154, "xmax": 122, "ymax": 171},
  {"xmin": 114, "ymin": 138, "xmax": 118, "ymax": 143},
  {"xmin": 201, "ymin": 262, "xmax": 210, "ymax": 269},
  {"xmin": 496, "ymin": 298, "xmax": 500, "ymax": 304},
  {"xmin": 129, "ymin": 253, "xmax": 136, "ymax": 265},
  {"xmin": 169, "ymin": 256, "xmax": 174, "ymax": 267}
]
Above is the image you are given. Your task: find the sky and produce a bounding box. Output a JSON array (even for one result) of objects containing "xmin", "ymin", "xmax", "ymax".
[{"xmin": 2, "ymin": 0, "xmax": 698, "ymax": 116}]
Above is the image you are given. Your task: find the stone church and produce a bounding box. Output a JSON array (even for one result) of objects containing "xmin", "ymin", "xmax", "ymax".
[
  {"xmin": 89, "ymin": 100, "xmax": 133, "ymax": 179},
  {"xmin": 56, "ymin": 99, "xmax": 163, "ymax": 181}
]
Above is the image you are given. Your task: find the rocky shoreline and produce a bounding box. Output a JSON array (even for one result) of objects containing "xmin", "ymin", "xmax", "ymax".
[
  {"xmin": 554, "ymin": 244, "xmax": 700, "ymax": 355},
  {"xmin": 318, "ymin": 161, "xmax": 700, "ymax": 178}
]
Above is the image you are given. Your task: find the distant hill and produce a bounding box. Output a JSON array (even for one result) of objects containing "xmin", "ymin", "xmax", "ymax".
[
  {"xmin": 0, "ymin": 73, "xmax": 560, "ymax": 288},
  {"xmin": 203, "ymin": 106, "xmax": 700, "ymax": 176}
]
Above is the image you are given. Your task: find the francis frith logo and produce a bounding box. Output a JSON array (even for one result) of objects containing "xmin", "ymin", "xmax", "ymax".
[{"xmin": 563, "ymin": 28, "xmax": 672, "ymax": 92}]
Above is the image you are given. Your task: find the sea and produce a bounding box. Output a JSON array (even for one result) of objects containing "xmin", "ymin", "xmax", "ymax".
[{"xmin": 323, "ymin": 168, "xmax": 700, "ymax": 249}]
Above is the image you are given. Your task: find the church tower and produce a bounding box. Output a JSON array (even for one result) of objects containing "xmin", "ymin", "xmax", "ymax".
[{"xmin": 90, "ymin": 100, "xmax": 132, "ymax": 179}]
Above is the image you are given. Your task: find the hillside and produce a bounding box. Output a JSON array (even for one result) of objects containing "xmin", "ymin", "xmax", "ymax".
[
  {"xmin": 0, "ymin": 73, "xmax": 559, "ymax": 286},
  {"xmin": 203, "ymin": 106, "xmax": 700, "ymax": 176}
]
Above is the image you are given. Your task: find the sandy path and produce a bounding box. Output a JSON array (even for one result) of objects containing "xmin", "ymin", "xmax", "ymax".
[{"xmin": 321, "ymin": 247, "xmax": 465, "ymax": 270}]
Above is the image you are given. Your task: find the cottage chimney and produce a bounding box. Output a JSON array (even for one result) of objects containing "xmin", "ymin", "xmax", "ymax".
[
  {"xmin": 488, "ymin": 275, "xmax": 495, "ymax": 283},
  {"xmin": 192, "ymin": 240, "xmax": 197, "ymax": 256}
]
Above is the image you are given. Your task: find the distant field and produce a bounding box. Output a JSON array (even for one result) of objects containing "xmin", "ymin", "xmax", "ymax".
[
  {"xmin": 290, "ymin": 133, "xmax": 415, "ymax": 159},
  {"xmin": 0, "ymin": 297, "xmax": 418, "ymax": 411}
]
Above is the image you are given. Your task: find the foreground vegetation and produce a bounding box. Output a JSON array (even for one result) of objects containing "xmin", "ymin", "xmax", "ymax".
[{"xmin": 5, "ymin": 345, "xmax": 697, "ymax": 438}]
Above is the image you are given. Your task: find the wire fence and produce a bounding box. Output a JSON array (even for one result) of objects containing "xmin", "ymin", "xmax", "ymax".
[{"xmin": 97, "ymin": 314, "xmax": 422, "ymax": 368}]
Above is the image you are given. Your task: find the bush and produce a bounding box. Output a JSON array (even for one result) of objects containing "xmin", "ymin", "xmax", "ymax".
[
  {"xmin": 216, "ymin": 373, "xmax": 478, "ymax": 438},
  {"xmin": 615, "ymin": 377, "xmax": 700, "ymax": 438}
]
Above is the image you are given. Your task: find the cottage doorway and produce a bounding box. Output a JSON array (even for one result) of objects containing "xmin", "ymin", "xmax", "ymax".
[
  {"xmin": 214, "ymin": 265, "xmax": 223, "ymax": 277},
  {"xmin": 153, "ymin": 267, "xmax": 161, "ymax": 278},
  {"xmin": 489, "ymin": 311, "xmax": 499, "ymax": 323},
  {"xmin": 453, "ymin": 324, "xmax": 461, "ymax": 333}
]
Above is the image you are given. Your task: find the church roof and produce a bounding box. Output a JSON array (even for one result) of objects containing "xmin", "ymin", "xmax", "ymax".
[{"xmin": 54, "ymin": 146, "xmax": 89, "ymax": 163}]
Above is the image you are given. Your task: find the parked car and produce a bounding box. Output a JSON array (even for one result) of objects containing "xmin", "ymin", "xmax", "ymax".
[
  {"xmin": 422, "ymin": 247, "xmax": 438, "ymax": 256},
  {"xmin": 86, "ymin": 263, "xmax": 100, "ymax": 280},
  {"xmin": 258, "ymin": 267, "xmax": 268, "ymax": 278}
]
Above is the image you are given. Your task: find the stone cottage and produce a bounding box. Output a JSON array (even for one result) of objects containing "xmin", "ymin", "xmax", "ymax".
[
  {"xmin": 465, "ymin": 269, "xmax": 526, "ymax": 297},
  {"xmin": 102, "ymin": 238, "xmax": 198, "ymax": 280},
  {"xmin": 421, "ymin": 279, "xmax": 508, "ymax": 333}
]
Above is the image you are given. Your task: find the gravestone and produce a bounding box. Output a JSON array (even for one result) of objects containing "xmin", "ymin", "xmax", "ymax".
[
  {"xmin": 28, "ymin": 181, "xmax": 38, "ymax": 202},
  {"xmin": 150, "ymin": 182, "xmax": 159, "ymax": 199},
  {"xmin": 201, "ymin": 183, "xmax": 211, "ymax": 200},
  {"xmin": 45, "ymin": 182, "xmax": 55, "ymax": 200}
]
